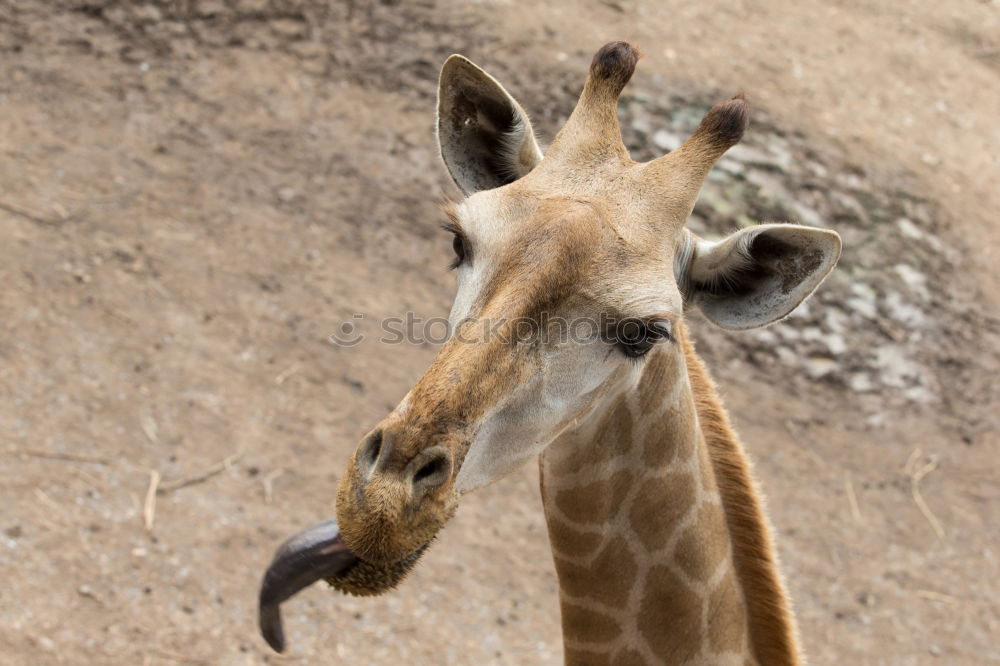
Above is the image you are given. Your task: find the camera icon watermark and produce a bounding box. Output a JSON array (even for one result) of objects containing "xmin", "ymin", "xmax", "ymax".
[{"xmin": 328, "ymin": 314, "xmax": 366, "ymax": 347}]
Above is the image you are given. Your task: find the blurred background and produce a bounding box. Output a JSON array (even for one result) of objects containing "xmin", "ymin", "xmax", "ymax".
[{"xmin": 1, "ymin": 1, "xmax": 998, "ymax": 664}]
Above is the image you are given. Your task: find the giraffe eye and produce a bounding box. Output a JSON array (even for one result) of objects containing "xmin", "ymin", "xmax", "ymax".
[
  {"xmin": 450, "ymin": 233, "xmax": 467, "ymax": 268},
  {"xmin": 613, "ymin": 318, "xmax": 672, "ymax": 359},
  {"xmin": 442, "ymin": 222, "xmax": 469, "ymax": 270}
]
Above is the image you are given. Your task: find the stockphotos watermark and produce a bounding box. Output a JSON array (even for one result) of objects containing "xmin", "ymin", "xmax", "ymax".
[{"xmin": 328, "ymin": 312, "xmax": 657, "ymax": 348}]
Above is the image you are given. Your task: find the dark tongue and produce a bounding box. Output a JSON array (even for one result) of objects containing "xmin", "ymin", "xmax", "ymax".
[{"xmin": 258, "ymin": 519, "xmax": 359, "ymax": 653}]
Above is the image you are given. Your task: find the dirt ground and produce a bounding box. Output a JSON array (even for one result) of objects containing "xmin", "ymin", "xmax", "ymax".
[{"xmin": 1, "ymin": 1, "xmax": 999, "ymax": 664}]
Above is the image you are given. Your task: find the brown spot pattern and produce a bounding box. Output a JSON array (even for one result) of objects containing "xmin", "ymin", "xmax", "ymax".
[
  {"xmin": 638, "ymin": 565, "xmax": 703, "ymax": 663},
  {"xmin": 555, "ymin": 469, "xmax": 633, "ymax": 524},
  {"xmin": 548, "ymin": 398, "xmax": 632, "ymax": 479},
  {"xmin": 638, "ymin": 351, "xmax": 676, "ymax": 415},
  {"xmin": 641, "ymin": 394, "xmax": 695, "ymax": 468},
  {"xmin": 564, "ymin": 646, "xmax": 611, "ymax": 666},
  {"xmin": 547, "ymin": 516, "xmax": 604, "ymax": 558},
  {"xmin": 673, "ymin": 503, "xmax": 729, "ymax": 582},
  {"xmin": 709, "ymin": 571, "xmax": 747, "ymax": 654},
  {"xmin": 610, "ymin": 647, "xmax": 648, "ymax": 666},
  {"xmin": 555, "ymin": 537, "xmax": 638, "ymax": 609},
  {"xmin": 591, "ymin": 399, "xmax": 634, "ymax": 464},
  {"xmin": 561, "ymin": 602, "xmax": 623, "ymax": 644},
  {"xmin": 628, "ymin": 473, "xmax": 696, "ymax": 552}
]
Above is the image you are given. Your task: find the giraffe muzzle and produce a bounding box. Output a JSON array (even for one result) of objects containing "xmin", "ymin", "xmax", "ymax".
[{"xmin": 259, "ymin": 516, "xmax": 434, "ymax": 653}]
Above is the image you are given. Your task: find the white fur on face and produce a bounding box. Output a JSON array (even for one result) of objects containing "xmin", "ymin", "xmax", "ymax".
[
  {"xmin": 455, "ymin": 336, "xmax": 638, "ymax": 493},
  {"xmin": 446, "ymin": 192, "xmax": 525, "ymax": 324}
]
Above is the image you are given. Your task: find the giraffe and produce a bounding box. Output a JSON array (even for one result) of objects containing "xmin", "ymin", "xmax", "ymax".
[{"xmin": 259, "ymin": 42, "xmax": 841, "ymax": 665}]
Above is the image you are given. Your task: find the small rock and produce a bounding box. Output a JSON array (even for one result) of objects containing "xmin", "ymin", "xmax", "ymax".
[
  {"xmin": 804, "ymin": 356, "xmax": 838, "ymax": 379},
  {"xmin": 290, "ymin": 41, "xmax": 328, "ymax": 60},
  {"xmin": 715, "ymin": 155, "xmax": 743, "ymax": 175},
  {"xmin": 768, "ymin": 142, "xmax": 794, "ymax": 171},
  {"xmin": 749, "ymin": 329, "xmax": 778, "ymax": 345},
  {"xmin": 834, "ymin": 170, "xmax": 866, "ymax": 190},
  {"xmin": 236, "ymin": 0, "xmax": 270, "ymax": 10},
  {"xmin": 823, "ymin": 307, "xmax": 849, "ymax": 334},
  {"xmin": 883, "ymin": 291, "xmax": 925, "ymax": 327},
  {"xmin": 696, "ymin": 183, "xmax": 738, "ymax": 217},
  {"xmin": 270, "ymin": 18, "xmax": 307, "ymax": 38},
  {"xmin": 895, "ymin": 217, "xmax": 924, "ymax": 241},
  {"xmin": 805, "ymin": 160, "xmax": 829, "ymax": 178},
  {"xmin": 801, "ymin": 326, "xmax": 823, "ymax": 342},
  {"xmin": 866, "ymin": 411, "xmax": 887, "ymax": 428},
  {"xmin": 895, "ymin": 217, "xmax": 958, "ymax": 261},
  {"xmin": 821, "ymin": 332, "xmax": 847, "ymax": 355},
  {"xmin": 848, "ymin": 373, "xmax": 874, "ymax": 392},
  {"xmin": 133, "ymin": 5, "xmax": 162, "ymax": 21},
  {"xmin": 776, "ymin": 325, "xmax": 801, "ymax": 341},
  {"xmin": 651, "ymin": 129, "xmax": 682, "ymax": 152},
  {"xmin": 790, "ymin": 200, "xmax": 824, "ymax": 227},
  {"xmin": 847, "ymin": 283, "xmax": 878, "ymax": 319},
  {"xmin": 894, "ymin": 264, "xmax": 928, "ymax": 294},
  {"xmin": 727, "ymin": 143, "xmax": 776, "ymax": 167},
  {"xmin": 830, "ymin": 191, "xmax": 869, "ymax": 223},
  {"xmin": 903, "ymin": 384, "xmax": 935, "ymax": 404},
  {"xmin": 775, "ymin": 347, "xmax": 798, "ymax": 366},
  {"xmin": 873, "ymin": 345, "xmax": 925, "ymax": 390},
  {"xmin": 846, "ymin": 296, "xmax": 877, "ymax": 320},
  {"xmin": 277, "ymin": 186, "xmax": 297, "ymax": 202},
  {"xmin": 857, "ymin": 592, "xmax": 876, "ymax": 607},
  {"xmin": 745, "ymin": 167, "xmax": 787, "ymax": 199},
  {"xmin": 628, "ymin": 103, "xmax": 653, "ymax": 136},
  {"xmin": 929, "ymin": 645, "xmax": 942, "ymax": 657},
  {"xmin": 787, "ymin": 299, "xmax": 812, "ymax": 320}
]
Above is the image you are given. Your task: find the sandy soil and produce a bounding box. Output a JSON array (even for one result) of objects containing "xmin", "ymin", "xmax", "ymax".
[{"xmin": 1, "ymin": 1, "xmax": 998, "ymax": 664}]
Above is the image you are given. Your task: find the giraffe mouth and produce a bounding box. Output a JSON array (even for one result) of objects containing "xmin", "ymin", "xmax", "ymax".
[{"xmin": 258, "ymin": 518, "xmax": 430, "ymax": 654}]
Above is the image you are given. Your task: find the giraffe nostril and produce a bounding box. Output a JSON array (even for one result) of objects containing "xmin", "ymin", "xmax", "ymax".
[
  {"xmin": 407, "ymin": 446, "xmax": 452, "ymax": 494},
  {"xmin": 413, "ymin": 457, "xmax": 445, "ymax": 484},
  {"xmin": 357, "ymin": 430, "xmax": 383, "ymax": 477}
]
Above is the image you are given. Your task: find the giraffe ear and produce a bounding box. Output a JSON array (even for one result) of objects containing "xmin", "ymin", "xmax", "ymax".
[
  {"xmin": 681, "ymin": 224, "xmax": 842, "ymax": 330},
  {"xmin": 437, "ymin": 55, "xmax": 543, "ymax": 195}
]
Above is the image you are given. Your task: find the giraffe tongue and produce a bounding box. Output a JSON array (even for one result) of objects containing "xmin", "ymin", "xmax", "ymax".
[{"xmin": 258, "ymin": 518, "xmax": 359, "ymax": 653}]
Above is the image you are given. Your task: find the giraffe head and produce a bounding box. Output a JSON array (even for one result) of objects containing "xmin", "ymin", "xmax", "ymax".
[{"xmin": 260, "ymin": 43, "xmax": 840, "ymax": 641}]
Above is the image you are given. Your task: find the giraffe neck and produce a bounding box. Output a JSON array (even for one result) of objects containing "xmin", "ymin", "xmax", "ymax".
[{"xmin": 539, "ymin": 323, "xmax": 800, "ymax": 666}]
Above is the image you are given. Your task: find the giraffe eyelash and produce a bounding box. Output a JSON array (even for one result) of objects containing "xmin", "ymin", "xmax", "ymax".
[{"xmin": 441, "ymin": 222, "xmax": 470, "ymax": 270}]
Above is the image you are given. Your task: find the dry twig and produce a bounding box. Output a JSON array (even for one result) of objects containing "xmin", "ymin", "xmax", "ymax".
[
  {"xmin": 917, "ymin": 589, "xmax": 958, "ymax": 604},
  {"xmin": 158, "ymin": 453, "xmax": 242, "ymax": 495},
  {"xmin": 140, "ymin": 412, "xmax": 159, "ymax": 443},
  {"xmin": 143, "ymin": 470, "xmax": 161, "ymax": 531},
  {"xmin": 0, "ymin": 200, "xmax": 63, "ymax": 226},
  {"xmin": 34, "ymin": 488, "xmax": 69, "ymax": 520},
  {"xmin": 275, "ymin": 363, "xmax": 301, "ymax": 385},
  {"xmin": 905, "ymin": 448, "xmax": 945, "ymax": 539},
  {"xmin": 16, "ymin": 449, "xmax": 109, "ymax": 465},
  {"xmin": 148, "ymin": 648, "xmax": 211, "ymax": 664},
  {"xmin": 844, "ymin": 473, "xmax": 862, "ymax": 523},
  {"xmin": 262, "ymin": 468, "xmax": 284, "ymax": 503}
]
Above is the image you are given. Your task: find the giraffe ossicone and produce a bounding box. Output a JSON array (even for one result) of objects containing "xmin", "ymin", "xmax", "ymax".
[{"xmin": 259, "ymin": 41, "xmax": 841, "ymax": 665}]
